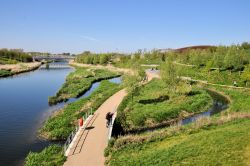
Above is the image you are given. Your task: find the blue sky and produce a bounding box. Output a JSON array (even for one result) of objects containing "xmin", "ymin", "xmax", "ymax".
[{"xmin": 0, "ymin": 0, "xmax": 249, "ymax": 54}]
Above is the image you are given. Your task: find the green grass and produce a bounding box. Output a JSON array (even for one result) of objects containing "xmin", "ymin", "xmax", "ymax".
[
  {"xmin": 107, "ymin": 118, "xmax": 250, "ymax": 166},
  {"xmin": 25, "ymin": 145, "xmax": 66, "ymax": 166},
  {"xmin": 177, "ymin": 65, "xmax": 249, "ymax": 87},
  {"xmin": 0, "ymin": 69, "xmax": 12, "ymax": 77},
  {"xmin": 0, "ymin": 57, "xmax": 18, "ymax": 64},
  {"xmin": 48, "ymin": 67, "xmax": 120, "ymax": 104},
  {"xmin": 206, "ymin": 86, "xmax": 250, "ymax": 113},
  {"xmin": 116, "ymin": 79, "xmax": 213, "ymax": 132},
  {"xmin": 40, "ymin": 80, "xmax": 122, "ymax": 140}
]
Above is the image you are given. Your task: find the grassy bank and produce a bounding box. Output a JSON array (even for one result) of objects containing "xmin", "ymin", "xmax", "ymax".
[
  {"xmin": 0, "ymin": 62, "xmax": 41, "ymax": 78},
  {"xmin": 40, "ymin": 80, "xmax": 122, "ymax": 140},
  {"xmin": 25, "ymin": 145, "xmax": 66, "ymax": 166},
  {"xmin": 48, "ymin": 67, "xmax": 120, "ymax": 104},
  {"xmin": 106, "ymin": 118, "xmax": 250, "ymax": 166},
  {"xmin": 116, "ymin": 79, "xmax": 213, "ymax": 132},
  {"xmin": 177, "ymin": 65, "xmax": 250, "ymax": 87},
  {"xmin": 205, "ymin": 85, "xmax": 250, "ymax": 113},
  {"xmin": 0, "ymin": 69, "xmax": 12, "ymax": 77}
]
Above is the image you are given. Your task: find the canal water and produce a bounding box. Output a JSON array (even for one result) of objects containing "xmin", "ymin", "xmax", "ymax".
[
  {"xmin": 0, "ymin": 62, "xmax": 122, "ymax": 166},
  {"xmin": 0, "ymin": 62, "xmax": 73, "ymax": 166},
  {"xmin": 181, "ymin": 89, "xmax": 229, "ymax": 125}
]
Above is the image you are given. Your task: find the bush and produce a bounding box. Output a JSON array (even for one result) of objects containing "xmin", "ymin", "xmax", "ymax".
[{"xmin": 25, "ymin": 145, "xmax": 66, "ymax": 166}]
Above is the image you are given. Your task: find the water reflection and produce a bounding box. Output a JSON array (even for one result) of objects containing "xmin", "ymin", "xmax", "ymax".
[{"xmin": 0, "ymin": 62, "xmax": 72, "ymax": 166}]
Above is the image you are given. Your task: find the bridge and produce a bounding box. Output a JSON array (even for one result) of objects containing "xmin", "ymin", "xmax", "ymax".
[
  {"xmin": 39, "ymin": 63, "xmax": 73, "ymax": 70},
  {"xmin": 33, "ymin": 55, "xmax": 74, "ymax": 61}
]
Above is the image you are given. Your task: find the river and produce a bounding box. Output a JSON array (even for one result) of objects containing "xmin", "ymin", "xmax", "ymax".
[{"xmin": 0, "ymin": 62, "xmax": 73, "ymax": 166}]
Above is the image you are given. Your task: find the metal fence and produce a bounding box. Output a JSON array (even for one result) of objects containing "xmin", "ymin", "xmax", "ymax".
[{"xmin": 63, "ymin": 108, "xmax": 93, "ymax": 153}]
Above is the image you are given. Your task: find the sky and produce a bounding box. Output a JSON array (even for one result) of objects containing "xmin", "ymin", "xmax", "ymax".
[{"xmin": 0, "ymin": 0, "xmax": 249, "ymax": 54}]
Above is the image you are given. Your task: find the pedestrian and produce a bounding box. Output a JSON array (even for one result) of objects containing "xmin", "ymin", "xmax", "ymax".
[
  {"xmin": 233, "ymin": 80, "xmax": 237, "ymax": 87},
  {"xmin": 105, "ymin": 112, "xmax": 114, "ymax": 127}
]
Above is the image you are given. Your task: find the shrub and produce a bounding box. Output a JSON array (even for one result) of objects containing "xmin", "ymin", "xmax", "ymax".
[{"xmin": 25, "ymin": 145, "xmax": 66, "ymax": 166}]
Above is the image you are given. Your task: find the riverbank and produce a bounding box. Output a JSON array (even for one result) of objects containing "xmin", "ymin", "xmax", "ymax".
[
  {"xmin": 0, "ymin": 63, "xmax": 73, "ymax": 166},
  {"xmin": 48, "ymin": 67, "xmax": 121, "ymax": 105},
  {"xmin": 69, "ymin": 60, "xmax": 134, "ymax": 75},
  {"xmin": 0, "ymin": 62, "xmax": 42, "ymax": 77},
  {"xmin": 106, "ymin": 116, "xmax": 250, "ymax": 166},
  {"xmin": 40, "ymin": 79, "xmax": 123, "ymax": 140}
]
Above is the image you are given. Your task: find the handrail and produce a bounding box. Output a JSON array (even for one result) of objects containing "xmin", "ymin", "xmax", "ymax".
[
  {"xmin": 107, "ymin": 108, "xmax": 117, "ymax": 140},
  {"xmin": 63, "ymin": 108, "xmax": 93, "ymax": 153}
]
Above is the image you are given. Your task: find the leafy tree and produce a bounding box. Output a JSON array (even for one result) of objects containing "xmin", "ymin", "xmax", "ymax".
[
  {"xmin": 205, "ymin": 59, "xmax": 214, "ymax": 75},
  {"xmin": 213, "ymin": 46, "xmax": 226, "ymax": 71},
  {"xmin": 241, "ymin": 42, "xmax": 250, "ymax": 50},
  {"xmin": 0, "ymin": 49, "xmax": 33, "ymax": 63},
  {"xmin": 161, "ymin": 54, "xmax": 180, "ymax": 92},
  {"xmin": 241, "ymin": 65, "xmax": 250, "ymax": 86},
  {"xmin": 93, "ymin": 55, "xmax": 100, "ymax": 64},
  {"xmin": 99, "ymin": 54, "xmax": 109, "ymax": 64}
]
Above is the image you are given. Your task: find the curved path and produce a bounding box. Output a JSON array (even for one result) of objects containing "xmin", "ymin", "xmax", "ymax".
[
  {"xmin": 63, "ymin": 68, "xmax": 160, "ymax": 166},
  {"xmin": 63, "ymin": 89, "xmax": 127, "ymax": 166}
]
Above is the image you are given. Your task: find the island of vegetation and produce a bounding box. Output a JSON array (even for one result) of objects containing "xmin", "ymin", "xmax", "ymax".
[{"xmin": 25, "ymin": 42, "xmax": 250, "ymax": 166}]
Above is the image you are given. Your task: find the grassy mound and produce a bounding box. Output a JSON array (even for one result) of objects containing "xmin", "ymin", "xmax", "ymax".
[
  {"xmin": 41, "ymin": 80, "xmax": 122, "ymax": 140},
  {"xmin": 48, "ymin": 67, "xmax": 120, "ymax": 105},
  {"xmin": 106, "ymin": 118, "xmax": 250, "ymax": 166},
  {"xmin": 116, "ymin": 79, "xmax": 213, "ymax": 132},
  {"xmin": 177, "ymin": 65, "xmax": 250, "ymax": 88},
  {"xmin": 25, "ymin": 145, "xmax": 66, "ymax": 166}
]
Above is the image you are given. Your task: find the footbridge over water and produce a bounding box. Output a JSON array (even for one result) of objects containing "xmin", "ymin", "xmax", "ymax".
[
  {"xmin": 39, "ymin": 63, "xmax": 73, "ymax": 70},
  {"xmin": 33, "ymin": 55, "xmax": 74, "ymax": 62}
]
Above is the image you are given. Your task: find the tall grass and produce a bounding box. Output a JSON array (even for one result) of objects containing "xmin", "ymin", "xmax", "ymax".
[
  {"xmin": 40, "ymin": 80, "xmax": 122, "ymax": 140},
  {"xmin": 116, "ymin": 79, "xmax": 213, "ymax": 132},
  {"xmin": 25, "ymin": 145, "xmax": 66, "ymax": 166},
  {"xmin": 106, "ymin": 118, "xmax": 250, "ymax": 166},
  {"xmin": 48, "ymin": 67, "xmax": 120, "ymax": 104}
]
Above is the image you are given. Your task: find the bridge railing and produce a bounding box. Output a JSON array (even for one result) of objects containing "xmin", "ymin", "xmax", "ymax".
[
  {"xmin": 107, "ymin": 108, "xmax": 117, "ymax": 141},
  {"xmin": 63, "ymin": 108, "xmax": 93, "ymax": 154}
]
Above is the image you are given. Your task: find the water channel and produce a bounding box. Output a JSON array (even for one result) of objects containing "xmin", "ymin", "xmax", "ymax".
[{"xmin": 0, "ymin": 62, "xmax": 121, "ymax": 166}]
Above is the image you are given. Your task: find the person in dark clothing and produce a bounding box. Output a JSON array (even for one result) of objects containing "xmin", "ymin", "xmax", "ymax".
[{"xmin": 106, "ymin": 112, "xmax": 114, "ymax": 127}]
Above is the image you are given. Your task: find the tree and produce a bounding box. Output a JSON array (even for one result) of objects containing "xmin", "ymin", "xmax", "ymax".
[
  {"xmin": 241, "ymin": 42, "xmax": 250, "ymax": 50},
  {"xmin": 241, "ymin": 65, "xmax": 250, "ymax": 86},
  {"xmin": 93, "ymin": 55, "xmax": 100, "ymax": 64},
  {"xmin": 161, "ymin": 54, "xmax": 180, "ymax": 92},
  {"xmin": 123, "ymin": 74, "xmax": 141, "ymax": 109},
  {"xmin": 213, "ymin": 46, "xmax": 226, "ymax": 71},
  {"xmin": 99, "ymin": 54, "xmax": 109, "ymax": 64},
  {"xmin": 223, "ymin": 47, "xmax": 235, "ymax": 72},
  {"xmin": 205, "ymin": 59, "xmax": 214, "ymax": 75}
]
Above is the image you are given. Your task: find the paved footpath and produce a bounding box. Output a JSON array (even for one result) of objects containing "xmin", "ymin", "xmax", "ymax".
[{"xmin": 63, "ymin": 89, "xmax": 127, "ymax": 166}]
